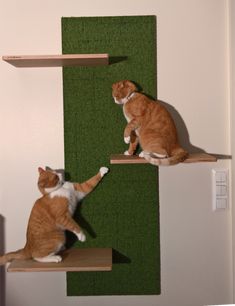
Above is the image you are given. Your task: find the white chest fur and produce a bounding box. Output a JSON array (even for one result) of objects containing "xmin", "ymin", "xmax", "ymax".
[{"xmin": 49, "ymin": 182, "xmax": 86, "ymax": 215}]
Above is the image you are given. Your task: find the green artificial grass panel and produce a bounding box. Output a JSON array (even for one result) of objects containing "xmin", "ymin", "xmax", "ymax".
[{"xmin": 62, "ymin": 15, "xmax": 160, "ymax": 296}]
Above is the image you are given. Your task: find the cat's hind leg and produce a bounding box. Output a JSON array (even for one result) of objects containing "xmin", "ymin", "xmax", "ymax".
[
  {"xmin": 33, "ymin": 243, "xmax": 64, "ymax": 263},
  {"xmin": 31, "ymin": 233, "xmax": 65, "ymax": 263},
  {"xmin": 144, "ymin": 145, "xmax": 169, "ymax": 159},
  {"xmin": 151, "ymin": 152, "xmax": 168, "ymax": 158},
  {"xmin": 139, "ymin": 151, "xmax": 147, "ymax": 158},
  {"xmin": 139, "ymin": 151, "xmax": 168, "ymax": 159},
  {"xmin": 34, "ymin": 253, "xmax": 62, "ymax": 263}
]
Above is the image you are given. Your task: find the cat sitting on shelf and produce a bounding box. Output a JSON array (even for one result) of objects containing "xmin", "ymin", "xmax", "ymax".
[
  {"xmin": 112, "ymin": 80, "xmax": 188, "ymax": 166},
  {"xmin": 0, "ymin": 166, "xmax": 109, "ymax": 265}
]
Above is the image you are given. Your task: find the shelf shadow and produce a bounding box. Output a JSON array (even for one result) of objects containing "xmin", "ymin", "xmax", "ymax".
[
  {"xmin": 0, "ymin": 215, "xmax": 5, "ymax": 306},
  {"xmin": 112, "ymin": 249, "xmax": 131, "ymax": 264},
  {"xmin": 208, "ymin": 153, "xmax": 232, "ymax": 160},
  {"xmin": 109, "ymin": 56, "xmax": 128, "ymax": 65}
]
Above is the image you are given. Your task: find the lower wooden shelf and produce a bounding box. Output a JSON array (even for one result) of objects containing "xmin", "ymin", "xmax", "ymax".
[
  {"xmin": 7, "ymin": 248, "xmax": 112, "ymax": 272},
  {"xmin": 110, "ymin": 153, "xmax": 217, "ymax": 165}
]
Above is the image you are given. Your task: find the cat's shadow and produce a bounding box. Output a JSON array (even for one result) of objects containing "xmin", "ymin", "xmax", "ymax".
[
  {"xmin": 65, "ymin": 201, "xmax": 97, "ymax": 249},
  {"xmin": 131, "ymin": 82, "xmax": 230, "ymax": 158},
  {"xmin": 131, "ymin": 81, "xmax": 206, "ymax": 153},
  {"xmin": 159, "ymin": 99, "xmax": 231, "ymax": 159},
  {"xmin": 131, "ymin": 82, "xmax": 205, "ymax": 153},
  {"xmin": 158, "ymin": 99, "xmax": 206, "ymax": 153}
]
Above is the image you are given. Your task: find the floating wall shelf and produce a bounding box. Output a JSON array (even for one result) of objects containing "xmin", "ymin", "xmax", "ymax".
[
  {"xmin": 110, "ymin": 153, "xmax": 217, "ymax": 165},
  {"xmin": 2, "ymin": 54, "xmax": 109, "ymax": 67},
  {"xmin": 7, "ymin": 248, "xmax": 112, "ymax": 272}
]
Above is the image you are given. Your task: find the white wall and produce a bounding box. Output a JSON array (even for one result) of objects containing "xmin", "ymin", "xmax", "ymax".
[
  {"xmin": 230, "ymin": 0, "xmax": 235, "ymax": 301},
  {"xmin": 0, "ymin": 1, "xmax": 232, "ymax": 306}
]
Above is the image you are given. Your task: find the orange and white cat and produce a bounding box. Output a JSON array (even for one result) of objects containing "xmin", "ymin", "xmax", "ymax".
[
  {"xmin": 0, "ymin": 166, "xmax": 109, "ymax": 265},
  {"xmin": 112, "ymin": 80, "xmax": 188, "ymax": 165}
]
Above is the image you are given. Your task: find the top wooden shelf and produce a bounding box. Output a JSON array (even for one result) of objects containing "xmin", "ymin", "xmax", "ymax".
[
  {"xmin": 2, "ymin": 54, "xmax": 109, "ymax": 67},
  {"xmin": 7, "ymin": 247, "xmax": 112, "ymax": 272},
  {"xmin": 110, "ymin": 153, "xmax": 217, "ymax": 165}
]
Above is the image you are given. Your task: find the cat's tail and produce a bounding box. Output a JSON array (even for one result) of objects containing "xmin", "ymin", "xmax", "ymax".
[
  {"xmin": 0, "ymin": 248, "xmax": 31, "ymax": 265},
  {"xmin": 143, "ymin": 148, "xmax": 188, "ymax": 166}
]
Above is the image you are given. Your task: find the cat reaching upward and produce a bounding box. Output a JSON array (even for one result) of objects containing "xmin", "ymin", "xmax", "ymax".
[
  {"xmin": 0, "ymin": 166, "xmax": 109, "ymax": 265},
  {"xmin": 112, "ymin": 80, "xmax": 188, "ymax": 166}
]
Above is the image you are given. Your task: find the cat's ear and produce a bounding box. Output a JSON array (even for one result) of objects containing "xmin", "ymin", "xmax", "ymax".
[
  {"xmin": 45, "ymin": 166, "xmax": 52, "ymax": 171},
  {"xmin": 124, "ymin": 80, "xmax": 135, "ymax": 89},
  {"xmin": 38, "ymin": 167, "xmax": 45, "ymax": 174},
  {"xmin": 119, "ymin": 82, "xmax": 124, "ymax": 88}
]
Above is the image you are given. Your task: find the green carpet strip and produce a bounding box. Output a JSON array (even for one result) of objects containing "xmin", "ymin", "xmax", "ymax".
[{"xmin": 62, "ymin": 15, "xmax": 160, "ymax": 295}]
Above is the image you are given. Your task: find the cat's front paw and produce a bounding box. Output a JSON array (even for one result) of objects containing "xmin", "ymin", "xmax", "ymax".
[
  {"xmin": 99, "ymin": 167, "xmax": 109, "ymax": 177},
  {"xmin": 77, "ymin": 231, "xmax": 86, "ymax": 242},
  {"xmin": 124, "ymin": 150, "xmax": 131, "ymax": 156},
  {"xmin": 124, "ymin": 136, "xmax": 130, "ymax": 144}
]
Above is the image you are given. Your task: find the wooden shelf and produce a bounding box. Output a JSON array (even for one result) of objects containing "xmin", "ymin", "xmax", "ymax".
[
  {"xmin": 110, "ymin": 153, "xmax": 217, "ymax": 165},
  {"xmin": 2, "ymin": 54, "xmax": 109, "ymax": 67},
  {"xmin": 7, "ymin": 248, "xmax": 112, "ymax": 272}
]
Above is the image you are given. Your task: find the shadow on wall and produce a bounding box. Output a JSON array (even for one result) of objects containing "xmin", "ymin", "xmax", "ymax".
[
  {"xmin": 133, "ymin": 80, "xmax": 231, "ymax": 159},
  {"xmin": 0, "ymin": 215, "xmax": 5, "ymax": 306},
  {"xmin": 159, "ymin": 100, "xmax": 231, "ymax": 159},
  {"xmin": 159, "ymin": 100, "xmax": 206, "ymax": 153}
]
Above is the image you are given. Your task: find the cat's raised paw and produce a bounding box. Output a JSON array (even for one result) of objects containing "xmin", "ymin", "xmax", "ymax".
[
  {"xmin": 124, "ymin": 136, "xmax": 130, "ymax": 144},
  {"xmin": 77, "ymin": 231, "xmax": 86, "ymax": 242},
  {"xmin": 99, "ymin": 167, "xmax": 109, "ymax": 177}
]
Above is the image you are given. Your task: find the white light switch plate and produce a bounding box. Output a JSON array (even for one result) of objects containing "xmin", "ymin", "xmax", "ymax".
[{"xmin": 212, "ymin": 169, "xmax": 229, "ymax": 211}]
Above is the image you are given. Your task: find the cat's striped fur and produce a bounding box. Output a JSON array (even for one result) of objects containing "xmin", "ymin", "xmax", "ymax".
[
  {"xmin": 0, "ymin": 166, "xmax": 109, "ymax": 264},
  {"xmin": 112, "ymin": 80, "xmax": 188, "ymax": 165}
]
